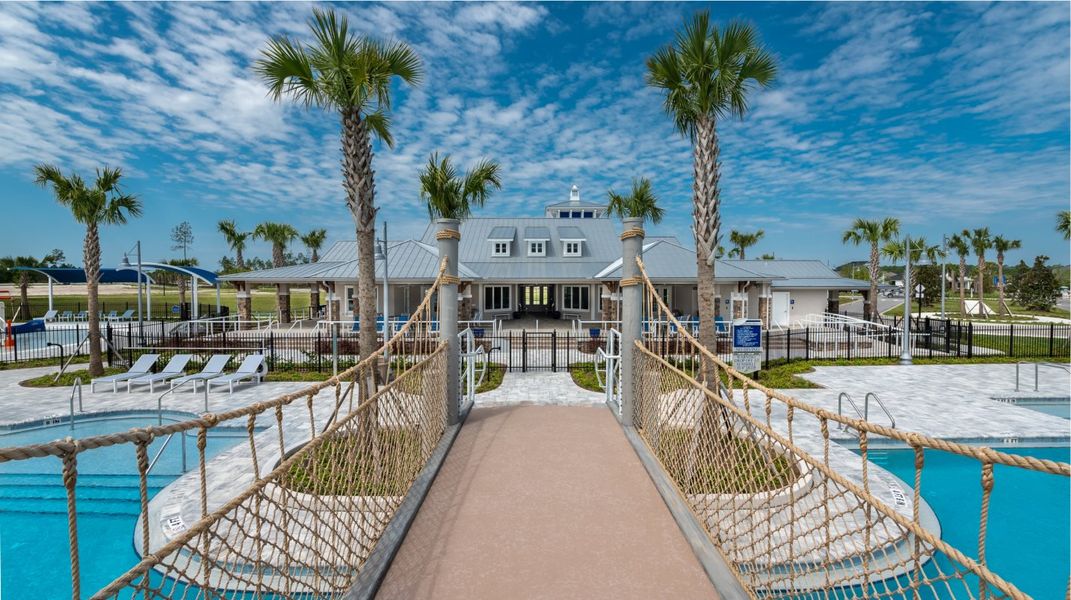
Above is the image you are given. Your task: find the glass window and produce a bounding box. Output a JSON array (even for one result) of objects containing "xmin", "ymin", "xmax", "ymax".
[
  {"xmin": 582, "ymin": 211, "xmax": 593, "ymax": 218},
  {"xmin": 483, "ymin": 286, "xmax": 510, "ymax": 311},
  {"xmin": 345, "ymin": 286, "xmax": 355, "ymax": 312},
  {"xmin": 563, "ymin": 241, "xmax": 581, "ymax": 257},
  {"xmin": 563, "ymin": 286, "xmax": 589, "ymax": 311},
  {"xmin": 491, "ymin": 241, "xmax": 510, "ymax": 257},
  {"xmin": 559, "ymin": 211, "xmax": 570, "ymax": 218},
  {"xmin": 528, "ymin": 241, "xmax": 545, "ymax": 256}
]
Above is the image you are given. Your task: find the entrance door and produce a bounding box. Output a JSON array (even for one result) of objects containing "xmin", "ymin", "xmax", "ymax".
[
  {"xmin": 521, "ymin": 285, "xmax": 553, "ymax": 314},
  {"xmin": 772, "ymin": 292, "xmax": 791, "ymax": 327}
]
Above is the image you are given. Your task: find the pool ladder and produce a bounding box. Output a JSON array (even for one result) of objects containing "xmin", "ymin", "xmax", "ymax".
[
  {"xmin": 68, "ymin": 377, "xmax": 83, "ymax": 430},
  {"xmin": 837, "ymin": 392, "xmax": 896, "ymax": 430},
  {"xmin": 1015, "ymin": 361, "xmax": 1071, "ymax": 392}
]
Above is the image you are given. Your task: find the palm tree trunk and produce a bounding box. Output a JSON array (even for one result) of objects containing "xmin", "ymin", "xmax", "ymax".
[
  {"xmin": 692, "ymin": 116, "xmax": 721, "ymax": 385},
  {"xmin": 84, "ymin": 223, "xmax": 104, "ymax": 376},
  {"xmin": 272, "ymin": 243, "xmax": 284, "ymax": 268},
  {"xmin": 997, "ymin": 256, "xmax": 1007, "ymax": 315},
  {"xmin": 236, "ymin": 247, "xmax": 245, "ymax": 271},
  {"xmin": 958, "ymin": 258, "xmax": 967, "ymax": 315},
  {"xmin": 18, "ymin": 273, "xmax": 29, "ymax": 317},
  {"xmin": 976, "ymin": 254, "xmax": 986, "ymax": 314},
  {"xmin": 868, "ymin": 243, "xmax": 879, "ymax": 321},
  {"xmin": 342, "ymin": 110, "xmax": 378, "ymax": 362}
]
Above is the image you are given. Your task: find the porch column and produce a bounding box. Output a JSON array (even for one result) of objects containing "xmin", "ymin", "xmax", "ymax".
[
  {"xmin": 191, "ymin": 276, "xmax": 199, "ymax": 320},
  {"xmin": 601, "ymin": 282, "xmax": 618, "ymax": 323},
  {"xmin": 436, "ymin": 219, "xmax": 461, "ymax": 425},
  {"xmin": 620, "ymin": 217, "xmax": 645, "ymax": 427},
  {"xmin": 459, "ymin": 282, "xmax": 475, "ymax": 321},
  {"xmin": 236, "ymin": 284, "xmax": 252, "ymax": 329},
  {"xmin": 310, "ymin": 282, "xmax": 321, "ymax": 320},
  {"xmin": 327, "ymin": 282, "xmax": 340, "ymax": 321},
  {"xmin": 839, "ymin": 290, "xmax": 850, "ymax": 317},
  {"xmin": 277, "ymin": 283, "xmax": 291, "ymax": 324},
  {"xmin": 758, "ymin": 294, "xmax": 771, "ymax": 328}
]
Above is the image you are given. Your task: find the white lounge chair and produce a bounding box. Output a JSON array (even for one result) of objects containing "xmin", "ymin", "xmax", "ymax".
[
  {"xmin": 126, "ymin": 354, "xmax": 193, "ymax": 393},
  {"xmin": 170, "ymin": 355, "xmax": 232, "ymax": 393},
  {"xmin": 208, "ymin": 355, "xmax": 267, "ymax": 394},
  {"xmin": 40, "ymin": 309, "xmax": 58, "ymax": 322},
  {"xmin": 59, "ymin": 310, "xmax": 73, "ymax": 321},
  {"xmin": 90, "ymin": 354, "xmax": 160, "ymax": 393},
  {"xmin": 107, "ymin": 309, "xmax": 134, "ymax": 322}
]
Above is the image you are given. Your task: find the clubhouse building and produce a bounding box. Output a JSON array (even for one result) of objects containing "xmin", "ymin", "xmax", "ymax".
[{"xmin": 221, "ymin": 186, "xmax": 869, "ymax": 327}]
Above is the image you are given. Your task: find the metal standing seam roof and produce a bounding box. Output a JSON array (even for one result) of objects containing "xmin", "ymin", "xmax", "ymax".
[
  {"xmin": 773, "ymin": 277, "xmax": 870, "ymax": 289},
  {"xmin": 523, "ymin": 226, "xmax": 551, "ymax": 240},
  {"xmin": 487, "ymin": 226, "xmax": 516, "ymax": 240},
  {"xmin": 420, "ymin": 217, "xmax": 623, "ymax": 281},
  {"xmin": 557, "ymin": 226, "xmax": 586, "ymax": 240},
  {"xmin": 220, "ymin": 240, "xmax": 479, "ymax": 282},
  {"xmin": 594, "ymin": 239, "xmax": 776, "ymax": 282}
]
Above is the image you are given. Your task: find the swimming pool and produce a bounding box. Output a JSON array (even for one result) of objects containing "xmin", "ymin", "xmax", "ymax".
[
  {"xmin": 0, "ymin": 411, "xmax": 251, "ymax": 598},
  {"xmin": 867, "ymin": 445, "xmax": 1070, "ymax": 598}
]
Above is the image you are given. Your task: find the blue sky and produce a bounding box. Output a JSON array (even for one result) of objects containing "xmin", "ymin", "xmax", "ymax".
[{"xmin": 2, "ymin": 1, "xmax": 1069, "ymax": 270}]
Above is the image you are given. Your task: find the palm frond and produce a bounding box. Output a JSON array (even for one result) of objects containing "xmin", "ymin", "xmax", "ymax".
[{"xmin": 363, "ymin": 110, "xmax": 394, "ymax": 147}]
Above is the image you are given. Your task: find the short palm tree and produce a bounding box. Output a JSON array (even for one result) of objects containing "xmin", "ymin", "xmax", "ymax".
[
  {"xmin": 993, "ymin": 235, "xmax": 1021, "ymax": 315},
  {"xmin": 254, "ymin": 222, "xmax": 298, "ymax": 268},
  {"xmin": 301, "ymin": 228, "xmax": 328, "ymax": 318},
  {"xmin": 647, "ymin": 12, "xmax": 776, "ymax": 373},
  {"xmin": 419, "ymin": 152, "xmax": 502, "ymax": 220},
  {"xmin": 948, "ymin": 233, "xmax": 970, "ymax": 315},
  {"xmin": 727, "ymin": 229, "xmax": 765, "ymax": 260},
  {"xmin": 34, "ymin": 165, "xmax": 141, "ymax": 376},
  {"xmin": 606, "ymin": 177, "xmax": 664, "ymax": 224},
  {"xmin": 256, "ymin": 8, "xmax": 422, "ymax": 359},
  {"xmin": 1059, "ymin": 210, "xmax": 1070, "ymax": 240},
  {"xmin": 842, "ymin": 218, "xmax": 900, "ymax": 321},
  {"xmin": 966, "ymin": 227, "xmax": 992, "ymax": 315},
  {"xmin": 881, "ymin": 236, "xmax": 941, "ymax": 301},
  {"xmin": 217, "ymin": 220, "xmax": 250, "ymax": 270},
  {"xmin": 301, "ymin": 229, "xmax": 328, "ymax": 263}
]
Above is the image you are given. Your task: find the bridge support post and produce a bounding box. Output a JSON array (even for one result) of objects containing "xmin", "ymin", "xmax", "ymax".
[
  {"xmin": 620, "ymin": 217, "xmax": 645, "ymax": 427},
  {"xmin": 436, "ymin": 218, "xmax": 461, "ymax": 426}
]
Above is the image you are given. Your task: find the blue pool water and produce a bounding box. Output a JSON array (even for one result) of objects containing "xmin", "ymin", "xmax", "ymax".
[
  {"xmin": 869, "ymin": 445, "xmax": 1071, "ymax": 598},
  {"xmin": 0, "ymin": 412, "xmax": 249, "ymax": 598}
]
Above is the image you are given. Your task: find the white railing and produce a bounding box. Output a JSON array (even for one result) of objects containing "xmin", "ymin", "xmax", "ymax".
[
  {"xmin": 175, "ymin": 315, "xmax": 277, "ymax": 336},
  {"xmin": 594, "ymin": 328, "xmax": 621, "ymax": 412},
  {"xmin": 460, "ymin": 319, "xmax": 499, "ymax": 338},
  {"xmin": 793, "ymin": 312, "xmax": 897, "ymax": 336},
  {"xmin": 458, "ymin": 328, "xmax": 487, "ymax": 410}
]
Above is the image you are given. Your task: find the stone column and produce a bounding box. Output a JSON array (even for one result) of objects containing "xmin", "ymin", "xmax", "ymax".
[
  {"xmin": 601, "ymin": 282, "xmax": 619, "ymax": 323},
  {"xmin": 277, "ymin": 283, "xmax": 291, "ymax": 324},
  {"xmin": 459, "ymin": 282, "xmax": 475, "ymax": 321},
  {"xmin": 236, "ymin": 284, "xmax": 252, "ymax": 329},
  {"xmin": 436, "ymin": 219, "xmax": 461, "ymax": 425},
  {"xmin": 620, "ymin": 217, "xmax": 645, "ymax": 427},
  {"xmin": 310, "ymin": 283, "xmax": 321, "ymax": 320},
  {"xmin": 758, "ymin": 295, "xmax": 771, "ymax": 328}
]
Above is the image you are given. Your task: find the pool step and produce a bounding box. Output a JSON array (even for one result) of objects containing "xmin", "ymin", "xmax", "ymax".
[{"xmin": 0, "ymin": 472, "xmax": 173, "ymax": 517}]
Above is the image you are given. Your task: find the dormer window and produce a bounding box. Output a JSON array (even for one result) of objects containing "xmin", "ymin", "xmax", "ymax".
[
  {"xmin": 492, "ymin": 241, "xmax": 510, "ymax": 257},
  {"xmin": 563, "ymin": 241, "xmax": 581, "ymax": 257},
  {"xmin": 528, "ymin": 240, "xmax": 546, "ymax": 257}
]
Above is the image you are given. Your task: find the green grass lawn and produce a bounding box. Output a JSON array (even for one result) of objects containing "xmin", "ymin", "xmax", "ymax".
[
  {"xmin": 883, "ymin": 299, "xmax": 1069, "ymax": 320},
  {"xmin": 17, "ymin": 285, "xmax": 314, "ymax": 319},
  {"xmin": 19, "ymin": 366, "xmax": 125, "ymax": 387}
]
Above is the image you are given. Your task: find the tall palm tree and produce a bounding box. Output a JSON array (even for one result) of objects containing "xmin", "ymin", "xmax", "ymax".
[
  {"xmin": 34, "ymin": 165, "xmax": 141, "ymax": 376},
  {"xmin": 606, "ymin": 177, "xmax": 665, "ymax": 224},
  {"xmin": 419, "ymin": 152, "xmax": 502, "ymax": 220},
  {"xmin": 993, "ymin": 235, "xmax": 1021, "ymax": 315},
  {"xmin": 301, "ymin": 229, "xmax": 328, "ymax": 263},
  {"xmin": 727, "ymin": 229, "xmax": 765, "ymax": 260},
  {"xmin": 647, "ymin": 12, "xmax": 777, "ymax": 373},
  {"xmin": 256, "ymin": 8, "xmax": 422, "ymax": 359},
  {"xmin": 1058, "ymin": 210, "xmax": 1070, "ymax": 240},
  {"xmin": 842, "ymin": 218, "xmax": 900, "ymax": 321},
  {"xmin": 254, "ymin": 222, "xmax": 298, "ymax": 268},
  {"xmin": 948, "ymin": 233, "xmax": 970, "ymax": 315},
  {"xmin": 217, "ymin": 220, "xmax": 250, "ymax": 270},
  {"xmin": 966, "ymin": 227, "xmax": 992, "ymax": 315}
]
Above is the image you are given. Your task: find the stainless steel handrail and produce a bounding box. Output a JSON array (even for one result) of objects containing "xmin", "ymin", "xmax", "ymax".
[
  {"xmin": 837, "ymin": 392, "xmax": 865, "ymax": 430},
  {"xmin": 865, "ymin": 392, "xmax": 896, "ymax": 429},
  {"xmin": 147, "ymin": 431, "xmax": 187, "ymax": 474},
  {"xmin": 156, "ymin": 377, "xmax": 210, "ymax": 425},
  {"xmin": 68, "ymin": 377, "xmax": 83, "ymax": 430},
  {"xmin": 1016, "ymin": 361, "xmax": 1071, "ymax": 392}
]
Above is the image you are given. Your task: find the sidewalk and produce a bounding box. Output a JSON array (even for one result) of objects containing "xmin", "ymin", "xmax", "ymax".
[{"xmin": 376, "ymin": 405, "xmax": 718, "ymax": 599}]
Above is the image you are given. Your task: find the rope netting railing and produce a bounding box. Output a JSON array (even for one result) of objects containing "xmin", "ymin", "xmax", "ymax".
[
  {"xmin": 0, "ymin": 260, "xmax": 452, "ymax": 599},
  {"xmin": 632, "ymin": 258, "xmax": 1070, "ymax": 599}
]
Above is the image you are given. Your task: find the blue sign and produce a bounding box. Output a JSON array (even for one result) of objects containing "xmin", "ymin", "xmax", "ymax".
[
  {"xmin": 171, "ymin": 305, "xmax": 181, "ymax": 314},
  {"xmin": 732, "ymin": 322, "xmax": 762, "ymax": 350}
]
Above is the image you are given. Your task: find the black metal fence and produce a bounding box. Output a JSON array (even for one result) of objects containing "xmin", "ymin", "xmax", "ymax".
[
  {"xmin": 2, "ymin": 318, "xmax": 1068, "ymax": 371},
  {"xmin": 14, "ymin": 300, "xmax": 223, "ymax": 321}
]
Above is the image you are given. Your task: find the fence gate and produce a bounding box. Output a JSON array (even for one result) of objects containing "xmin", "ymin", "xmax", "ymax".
[{"xmin": 596, "ymin": 329, "xmax": 621, "ymax": 413}]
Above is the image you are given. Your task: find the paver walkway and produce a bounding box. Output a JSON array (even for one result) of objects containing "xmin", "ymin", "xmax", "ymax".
[
  {"xmin": 475, "ymin": 371, "xmax": 604, "ymax": 407},
  {"xmin": 377, "ymin": 405, "xmax": 718, "ymax": 600}
]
